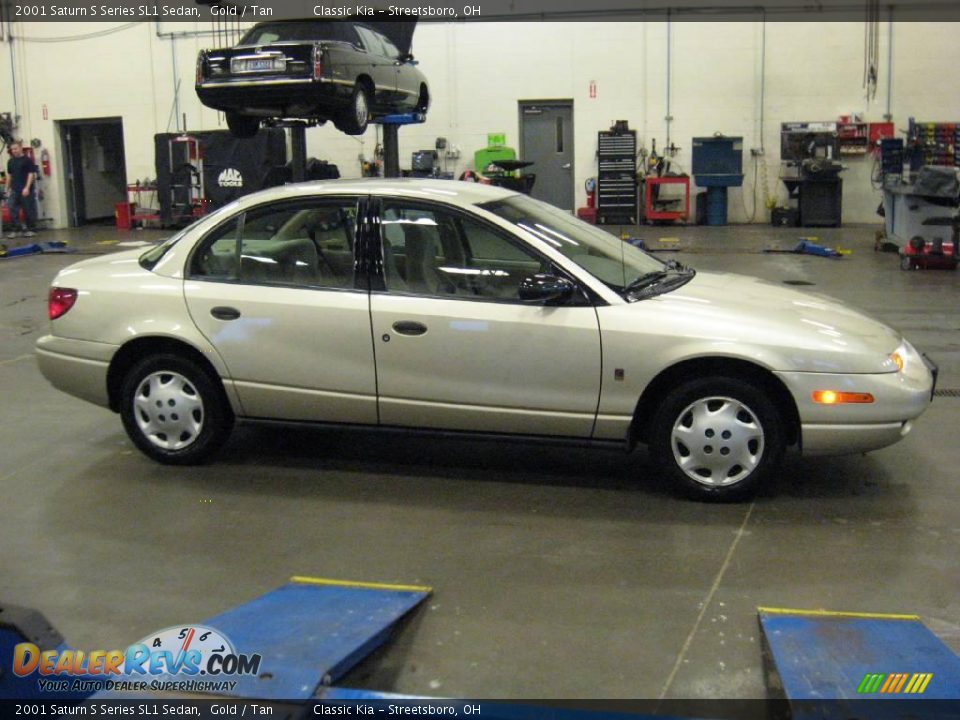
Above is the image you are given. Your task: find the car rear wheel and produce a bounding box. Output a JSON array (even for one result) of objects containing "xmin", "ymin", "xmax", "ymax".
[
  {"xmin": 649, "ymin": 377, "xmax": 784, "ymax": 501},
  {"xmin": 226, "ymin": 112, "xmax": 260, "ymax": 139},
  {"xmin": 335, "ymin": 85, "xmax": 369, "ymax": 135},
  {"xmin": 120, "ymin": 354, "xmax": 234, "ymax": 465}
]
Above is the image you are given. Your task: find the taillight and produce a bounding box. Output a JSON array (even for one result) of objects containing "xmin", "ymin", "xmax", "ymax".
[
  {"xmin": 312, "ymin": 45, "xmax": 322, "ymax": 80},
  {"xmin": 196, "ymin": 53, "xmax": 205, "ymax": 84},
  {"xmin": 49, "ymin": 287, "xmax": 78, "ymax": 320}
]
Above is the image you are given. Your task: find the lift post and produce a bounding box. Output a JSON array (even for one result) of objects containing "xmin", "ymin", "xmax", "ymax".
[
  {"xmin": 290, "ymin": 123, "xmax": 308, "ymax": 182},
  {"xmin": 281, "ymin": 113, "xmax": 424, "ymax": 183},
  {"xmin": 379, "ymin": 113, "xmax": 426, "ymax": 179},
  {"xmin": 382, "ymin": 124, "xmax": 400, "ymax": 178}
]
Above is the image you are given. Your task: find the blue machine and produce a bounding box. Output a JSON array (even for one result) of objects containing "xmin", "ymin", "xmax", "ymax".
[{"xmin": 692, "ymin": 136, "xmax": 744, "ymax": 226}]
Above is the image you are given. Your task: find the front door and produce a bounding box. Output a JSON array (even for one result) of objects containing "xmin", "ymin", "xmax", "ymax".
[
  {"xmin": 368, "ymin": 198, "xmax": 602, "ymax": 437},
  {"xmin": 519, "ymin": 101, "xmax": 574, "ymax": 211},
  {"xmin": 184, "ymin": 196, "xmax": 377, "ymax": 423}
]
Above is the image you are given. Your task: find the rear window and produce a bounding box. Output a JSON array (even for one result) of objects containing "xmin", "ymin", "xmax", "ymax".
[{"xmin": 239, "ymin": 22, "xmax": 354, "ymax": 45}]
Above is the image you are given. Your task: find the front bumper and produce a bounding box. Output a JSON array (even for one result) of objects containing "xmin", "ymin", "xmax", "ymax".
[
  {"xmin": 776, "ymin": 353, "xmax": 935, "ymax": 456},
  {"xmin": 35, "ymin": 335, "xmax": 116, "ymax": 408}
]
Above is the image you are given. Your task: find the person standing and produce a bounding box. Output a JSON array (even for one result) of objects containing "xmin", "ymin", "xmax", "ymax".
[{"xmin": 5, "ymin": 141, "xmax": 39, "ymax": 239}]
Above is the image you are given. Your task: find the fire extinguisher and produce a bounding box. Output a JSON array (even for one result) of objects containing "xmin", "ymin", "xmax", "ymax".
[
  {"xmin": 40, "ymin": 149, "xmax": 51, "ymax": 176},
  {"xmin": 585, "ymin": 177, "xmax": 597, "ymax": 208}
]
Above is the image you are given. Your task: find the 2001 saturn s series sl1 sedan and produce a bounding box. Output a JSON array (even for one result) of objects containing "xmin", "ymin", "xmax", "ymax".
[{"xmin": 36, "ymin": 180, "xmax": 937, "ymax": 500}]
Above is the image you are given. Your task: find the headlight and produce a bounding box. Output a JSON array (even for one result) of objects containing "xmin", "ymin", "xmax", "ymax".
[
  {"xmin": 889, "ymin": 350, "xmax": 905, "ymax": 372},
  {"xmin": 888, "ymin": 340, "xmax": 927, "ymax": 381}
]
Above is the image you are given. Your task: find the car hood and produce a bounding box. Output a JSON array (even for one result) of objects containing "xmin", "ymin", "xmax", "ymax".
[
  {"xmin": 365, "ymin": 21, "xmax": 417, "ymax": 57},
  {"xmin": 639, "ymin": 271, "xmax": 902, "ymax": 373}
]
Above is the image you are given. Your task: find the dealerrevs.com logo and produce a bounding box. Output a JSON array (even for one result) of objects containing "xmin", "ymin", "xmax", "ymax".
[{"xmin": 13, "ymin": 625, "xmax": 262, "ymax": 694}]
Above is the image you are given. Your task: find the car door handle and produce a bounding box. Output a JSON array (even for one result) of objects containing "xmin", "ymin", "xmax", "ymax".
[
  {"xmin": 392, "ymin": 320, "xmax": 427, "ymax": 336},
  {"xmin": 561, "ymin": 163, "xmax": 572, "ymax": 170},
  {"xmin": 210, "ymin": 306, "xmax": 241, "ymax": 321}
]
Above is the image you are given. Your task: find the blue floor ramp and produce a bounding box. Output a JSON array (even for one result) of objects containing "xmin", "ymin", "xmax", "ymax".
[{"xmin": 759, "ymin": 606, "xmax": 960, "ymax": 719}]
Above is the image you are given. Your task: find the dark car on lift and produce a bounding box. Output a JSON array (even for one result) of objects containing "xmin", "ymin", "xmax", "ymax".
[{"xmin": 196, "ymin": 20, "xmax": 428, "ymax": 137}]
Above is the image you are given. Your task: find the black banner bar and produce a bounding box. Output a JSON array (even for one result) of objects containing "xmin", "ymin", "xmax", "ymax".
[{"xmin": 2, "ymin": 0, "xmax": 960, "ymax": 23}]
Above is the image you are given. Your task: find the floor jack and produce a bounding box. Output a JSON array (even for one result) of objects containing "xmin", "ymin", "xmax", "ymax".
[
  {"xmin": 764, "ymin": 237, "xmax": 851, "ymax": 258},
  {"xmin": 899, "ymin": 216, "xmax": 959, "ymax": 271}
]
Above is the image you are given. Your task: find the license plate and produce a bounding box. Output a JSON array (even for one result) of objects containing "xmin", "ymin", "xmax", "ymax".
[{"xmin": 232, "ymin": 56, "xmax": 285, "ymax": 73}]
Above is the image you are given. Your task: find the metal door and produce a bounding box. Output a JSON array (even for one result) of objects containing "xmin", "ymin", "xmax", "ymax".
[{"xmin": 519, "ymin": 101, "xmax": 574, "ymax": 211}]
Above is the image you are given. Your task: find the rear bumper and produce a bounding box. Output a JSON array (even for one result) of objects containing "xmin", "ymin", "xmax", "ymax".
[
  {"xmin": 35, "ymin": 335, "xmax": 115, "ymax": 408},
  {"xmin": 196, "ymin": 79, "xmax": 349, "ymax": 118}
]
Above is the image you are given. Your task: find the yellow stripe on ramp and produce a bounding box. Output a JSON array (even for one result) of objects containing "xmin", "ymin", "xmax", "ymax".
[
  {"xmin": 291, "ymin": 575, "xmax": 432, "ymax": 594},
  {"xmin": 757, "ymin": 606, "xmax": 920, "ymax": 621}
]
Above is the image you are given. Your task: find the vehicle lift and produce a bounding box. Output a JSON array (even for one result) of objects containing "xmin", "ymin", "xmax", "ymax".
[
  {"xmin": 284, "ymin": 113, "xmax": 426, "ymax": 183},
  {"xmin": 7, "ymin": 591, "xmax": 960, "ymax": 715}
]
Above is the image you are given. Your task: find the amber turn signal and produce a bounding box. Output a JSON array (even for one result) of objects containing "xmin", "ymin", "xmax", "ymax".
[{"xmin": 812, "ymin": 390, "xmax": 875, "ymax": 404}]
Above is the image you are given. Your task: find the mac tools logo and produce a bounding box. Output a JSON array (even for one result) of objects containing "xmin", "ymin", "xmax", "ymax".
[{"xmin": 218, "ymin": 168, "xmax": 243, "ymax": 188}]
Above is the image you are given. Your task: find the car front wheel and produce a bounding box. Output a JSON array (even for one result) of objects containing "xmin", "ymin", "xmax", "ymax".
[
  {"xmin": 120, "ymin": 354, "xmax": 234, "ymax": 465},
  {"xmin": 335, "ymin": 85, "xmax": 370, "ymax": 135},
  {"xmin": 650, "ymin": 377, "xmax": 785, "ymax": 501}
]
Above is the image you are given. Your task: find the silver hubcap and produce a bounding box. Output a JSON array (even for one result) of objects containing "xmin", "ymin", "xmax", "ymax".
[
  {"xmin": 670, "ymin": 396, "xmax": 764, "ymax": 486},
  {"xmin": 355, "ymin": 91, "xmax": 368, "ymax": 126},
  {"xmin": 133, "ymin": 371, "xmax": 204, "ymax": 451}
]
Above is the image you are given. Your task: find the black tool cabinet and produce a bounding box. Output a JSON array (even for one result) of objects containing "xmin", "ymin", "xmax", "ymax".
[{"xmin": 597, "ymin": 130, "xmax": 638, "ymax": 224}]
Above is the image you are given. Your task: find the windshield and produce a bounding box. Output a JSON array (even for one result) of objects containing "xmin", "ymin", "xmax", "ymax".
[
  {"xmin": 239, "ymin": 22, "xmax": 352, "ymax": 45},
  {"xmin": 480, "ymin": 194, "xmax": 691, "ymax": 299}
]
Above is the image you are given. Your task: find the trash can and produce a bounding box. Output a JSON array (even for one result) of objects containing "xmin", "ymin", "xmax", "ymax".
[{"xmin": 115, "ymin": 202, "xmax": 134, "ymax": 230}]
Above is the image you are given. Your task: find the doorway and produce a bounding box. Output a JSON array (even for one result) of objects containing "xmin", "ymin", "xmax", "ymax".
[
  {"xmin": 57, "ymin": 118, "xmax": 127, "ymax": 226},
  {"xmin": 519, "ymin": 100, "xmax": 574, "ymax": 211}
]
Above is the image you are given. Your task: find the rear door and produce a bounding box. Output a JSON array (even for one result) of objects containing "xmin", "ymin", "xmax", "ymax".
[
  {"xmin": 354, "ymin": 24, "xmax": 397, "ymax": 102},
  {"xmin": 184, "ymin": 195, "xmax": 377, "ymax": 423}
]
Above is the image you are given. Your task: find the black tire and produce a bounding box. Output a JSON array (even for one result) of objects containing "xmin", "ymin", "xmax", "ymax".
[
  {"xmin": 120, "ymin": 353, "xmax": 234, "ymax": 465},
  {"xmin": 649, "ymin": 376, "xmax": 785, "ymax": 502},
  {"xmin": 226, "ymin": 112, "xmax": 259, "ymax": 139},
  {"xmin": 335, "ymin": 84, "xmax": 370, "ymax": 136},
  {"xmin": 416, "ymin": 85, "xmax": 430, "ymax": 114}
]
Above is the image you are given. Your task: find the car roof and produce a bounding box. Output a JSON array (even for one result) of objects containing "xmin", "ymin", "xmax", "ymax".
[{"xmin": 242, "ymin": 178, "xmax": 520, "ymax": 208}]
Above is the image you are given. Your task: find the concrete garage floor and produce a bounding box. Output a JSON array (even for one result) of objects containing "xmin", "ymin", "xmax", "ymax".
[{"xmin": 1, "ymin": 221, "xmax": 959, "ymax": 701}]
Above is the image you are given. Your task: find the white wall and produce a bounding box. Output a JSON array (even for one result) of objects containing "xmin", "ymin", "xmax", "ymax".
[{"xmin": 2, "ymin": 20, "xmax": 959, "ymax": 228}]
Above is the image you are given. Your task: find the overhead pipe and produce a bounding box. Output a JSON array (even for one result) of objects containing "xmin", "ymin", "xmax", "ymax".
[
  {"xmin": 8, "ymin": 32, "xmax": 19, "ymax": 125},
  {"xmin": 665, "ymin": 12, "xmax": 672, "ymax": 149},
  {"xmin": 170, "ymin": 36, "xmax": 182, "ymax": 132},
  {"xmin": 885, "ymin": 9, "xmax": 893, "ymax": 120},
  {"xmin": 759, "ymin": 12, "xmax": 766, "ymax": 151}
]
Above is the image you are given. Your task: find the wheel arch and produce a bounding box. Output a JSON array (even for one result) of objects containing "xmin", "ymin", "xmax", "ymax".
[
  {"xmin": 629, "ymin": 356, "xmax": 801, "ymax": 449},
  {"xmin": 107, "ymin": 336, "xmax": 230, "ymax": 414},
  {"xmin": 356, "ymin": 74, "xmax": 375, "ymax": 97}
]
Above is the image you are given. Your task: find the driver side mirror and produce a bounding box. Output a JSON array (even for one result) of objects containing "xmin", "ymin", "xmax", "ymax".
[{"xmin": 518, "ymin": 274, "xmax": 576, "ymax": 304}]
